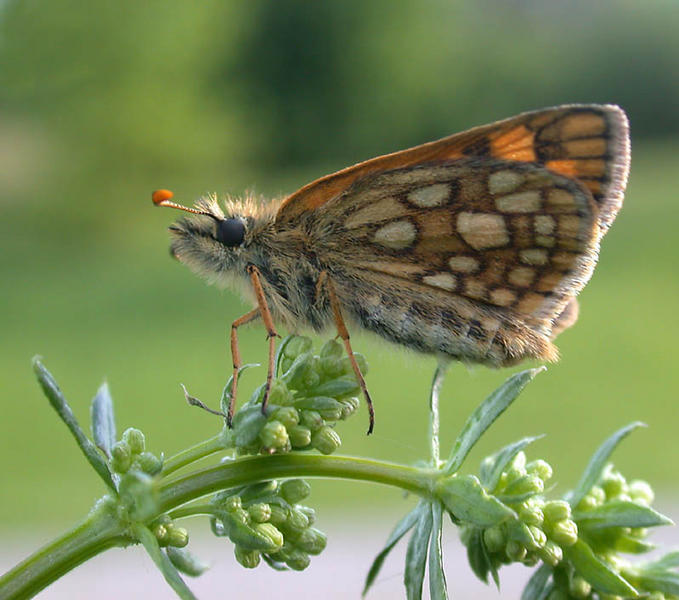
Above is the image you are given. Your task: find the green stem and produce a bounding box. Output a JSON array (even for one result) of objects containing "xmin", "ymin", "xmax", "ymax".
[
  {"xmin": 429, "ymin": 362, "xmax": 448, "ymax": 468},
  {"xmin": 1, "ymin": 454, "xmax": 437, "ymax": 599},
  {"xmin": 162, "ymin": 433, "xmax": 227, "ymax": 477},
  {"xmin": 0, "ymin": 504, "xmax": 129, "ymax": 600}
]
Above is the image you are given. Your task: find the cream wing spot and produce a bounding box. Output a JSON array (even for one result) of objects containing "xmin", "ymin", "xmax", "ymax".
[
  {"xmin": 490, "ymin": 288, "xmax": 517, "ymax": 307},
  {"xmin": 345, "ymin": 197, "xmax": 407, "ymax": 228},
  {"xmin": 423, "ymin": 273, "xmax": 458, "ymax": 291},
  {"xmin": 488, "ymin": 170, "xmax": 524, "ymax": 194},
  {"xmin": 495, "ymin": 191, "xmax": 542, "ymax": 213},
  {"xmin": 465, "ymin": 278, "xmax": 487, "ymax": 300},
  {"xmin": 520, "ymin": 248, "xmax": 549, "ymax": 265},
  {"xmin": 508, "ymin": 266, "xmax": 536, "ymax": 287},
  {"xmin": 373, "ymin": 220, "xmax": 417, "ymax": 249},
  {"xmin": 408, "ymin": 183, "xmax": 450, "ymax": 207},
  {"xmin": 448, "ymin": 256, "xmax": 479, "ymax": 273},
  {"xmin": 457, "ymin": 212, "xmax": 509, "ymax": 250},
  {"xmin": 535, "ymin": 215, "xmax": 556, "ymax": 235},
  {"xmin": 536, "ymin": 235, "xmax": 556, "ymax": 248}
]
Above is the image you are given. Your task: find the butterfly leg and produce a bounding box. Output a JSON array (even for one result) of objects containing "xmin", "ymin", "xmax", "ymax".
[
  {"xmin": 319, "ymin": 271, "xmax": 375, "ymax": 435},
  {"xmin": 229, "ymin": 307, "xmax": 261, "ymax": 427},
  {"xmin": 246, "ymin": 265, "xmax": 279, "ymax": 417}
]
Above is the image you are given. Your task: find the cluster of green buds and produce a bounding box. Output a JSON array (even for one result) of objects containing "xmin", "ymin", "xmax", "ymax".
[
  {"xmin": 209, "ymin": 478, "xmax": 326, "ymax": 571},
  {"xmin": 229, "ymin": 336, "xmax": 364, "ymax": 456},
  {"xmin": 110, "ymin": 427, "xmax": 163, "ymax": 477},
  {"xmin": 462, "ymin": 451, "xmax": 575, "ymax": 573}
]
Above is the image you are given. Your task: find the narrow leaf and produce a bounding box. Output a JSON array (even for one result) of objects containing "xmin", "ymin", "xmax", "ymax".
[
  {"xmin": 363, "ymin": 502, "xmax": 422, "ymax": 597},
  {"xmin": 521, "ymin": 563, "xmax": 553, "ymax": 600},
  {"xmin": 639, "ymin": 551, "xmax": 679, "ymax": 571},
  {"xmin": 90, "ymin": 382, "xmax": 116, "ymax": 458},
  {"xmin": 428, "ymin": 502, "xmax": 449, "ymax": 600},
  {"xmin": 33, "ymin": 358, "xmax": 116, "ymax": 492},
  {"xmin": 220, "ymin": 363, "xmax": 260, "ymax": 416},
  {"xmin": 134, "ymin": 524, "xmax": 199, "ymax": 600},
  {"xmin": 633, "ymin": 570, "xmax": 679, "ymax": 595},
  {"xmin": 466, "ymin": 528, "xmax": 490, "ymax": 584},
  {"xmin": 405, "ymin": 502, "xmax": 433, "ymax": 600},
  {"xmin": 166, "ymin": 547, "xmax": 210, "ymax": 577},
  {"xmin": 563, "ymin": 539, "xmax": 637, "ymax": 596},
  {"xmin": 436, "ymin": 474, "xmax": 515, "ymax": 528},
  {"xmin": 480, "ymin": 435, "xmax": 544, "ymax": 490},
  {"xmin": 568, "ymin": 422, "xmax": 645, "ymax": 506},
  {"xmin": 575, "ymin": 499, "xmax": 673, "ymax": 529},
  {"xmin": 445, "ymin": 368, "xmax": 544, "ymax": 474}
]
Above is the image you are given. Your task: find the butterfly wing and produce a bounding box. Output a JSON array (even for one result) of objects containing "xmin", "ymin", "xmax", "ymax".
[{"xmin": 276, "ymin": 104, "xmax": 629, "ymax": 232}]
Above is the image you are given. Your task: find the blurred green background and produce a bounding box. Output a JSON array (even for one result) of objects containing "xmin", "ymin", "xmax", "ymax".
[{"xmin": 1, "ymin": 0, "xmax": 678, "ymax": 540}]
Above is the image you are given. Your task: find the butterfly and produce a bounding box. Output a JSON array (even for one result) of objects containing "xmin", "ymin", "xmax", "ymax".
[{"xmin": 153, "ymin": 104, "xmax": 630, "ymax": 434}]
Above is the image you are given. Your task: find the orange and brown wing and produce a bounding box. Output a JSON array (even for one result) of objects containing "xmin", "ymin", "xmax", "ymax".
[{"xmin": 276, "ymin": 104, "xmax": 629, "ymax": 231}]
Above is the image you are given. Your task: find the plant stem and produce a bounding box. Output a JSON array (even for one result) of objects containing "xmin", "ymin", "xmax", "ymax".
[
  {"xmin": 1, "ymin": 455, "xmax": 437, "ymax": 599},
  {"xmin": 162, "ymin": 433, "xmax": 227, "ymax": 477},
  {"xmin": 0, "ymin": 505, "xmax": 129, "ymax": 600},
  {"xmin": 428, "ymin": 362, "xmax": 448, "ymax": 468}
]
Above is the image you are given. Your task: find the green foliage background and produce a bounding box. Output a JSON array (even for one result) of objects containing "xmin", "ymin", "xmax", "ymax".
[{"xmin": 1, "ymin": 0, "xmax": 678, "ymax": 531}]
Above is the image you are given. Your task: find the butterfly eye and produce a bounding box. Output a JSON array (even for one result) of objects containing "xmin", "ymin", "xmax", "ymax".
[{"xmin": 216, "ymin": 218, "xmax": 245, "ymax": 247}]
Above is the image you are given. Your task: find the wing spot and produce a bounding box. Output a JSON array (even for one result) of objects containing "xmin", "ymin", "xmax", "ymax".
[
  {"xmin": 508, "ymin": 266, "xmax": 536, "ymax": 287},
  {"xmin": 546, "ymin": 188, "xmax": 577, "ymax": 213},
  {"xmin": 408, "ymin": 183, "xmax": 450, "ymax": 207},
  {"xmin": 535, "ymin": 215, "xmax": 556, "ymax": 235},
  {"xmin": 448, "ymin": 256, "xmax": 480, "ymax": 273},
  {"xmin": 465, "ymin": 278, "xmax": 487, "ymax": 300},
  {"xmin": 488, "ymin": 170, "xmax": 524, "ymax": 194},
  {"xmin": 495, "ymin": 191, "xmax": 541, "ymax": 213},
  {"xmin": 517, "ymin": 292, "xmax": 546, "ymax": 315},
  {"xmin": 559, "ymin": 215, "xmax": 582, "ymax": 237},
  {"xmin": 423, "ymin": 273, "xmax": 458, "ymax": 291},
  {"xmin": 373, "ymin": 220, "xmax": 417, "ymax": 249},
  {"xmin": 520, "ymin": 248, "xmax": 549, "ymax": 265},
  {"xmin": 536, "ymin": 272, "xmax": 564, "ymax": 293},
  {"xmin": 560, "ymin": 112, "xmax": 606, "ymax": 138},
  {"xmin": 345, "ymin": 197, "xmax": 407, "ymax": 228},
  {"xmin": 535, "ymin": 235, "xmax": 556, "ymax": 248},
  {"xmin": 490, "ymin": 287, "xmax": 517, "ymax": 307},
  {"xmin": 457, "ymin": 212, "xmax": 509, "ymax": 250}
]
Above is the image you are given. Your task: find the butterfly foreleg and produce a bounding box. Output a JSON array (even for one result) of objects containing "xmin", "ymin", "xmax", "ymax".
[
  {"xmin": 318, "ymin": 270, "xmax": 375, "ymax": 435},
  {"xmin": 228, "ymin": 307, "xmax": 261, "ymax": 427}
]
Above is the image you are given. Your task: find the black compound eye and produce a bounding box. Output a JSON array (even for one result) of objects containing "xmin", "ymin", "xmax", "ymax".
[{"xmin": 216, "ymin": 218, "xmax": 245, "ymax": 247}]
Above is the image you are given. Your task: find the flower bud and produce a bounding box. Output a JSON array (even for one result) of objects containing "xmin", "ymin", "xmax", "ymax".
[
  {"xmin": 568, "ymin": 574, "xmax": 592, "ymax": 598},
  {"xmin": 280, "ymin": 479, "xmax": 312, "ymax": 504},
  {"xmin": 281, "ymin": 353, "xmax": 314, "ymax": 389},
  {"xmin": 288, "ymin": 425, "xmax": 312, "ymax": 448},
  {"xmin": 537, "ymin": 540, "xmax": 563, "ymax": 566},
  {"xmin": 284, "ymin": 336, "xmax": 313, "ymax": 359},
  {"xmin": 505, "ymin": 540, "xmax": 526, "ymax": 561},
  {"xmin": 311, "ymin": 426, "xmax": 341, "ymax": 455},
  {"xmin": 340, "ymin": 353, "xmax": 368, "ymax": 377},
  {"xmin": 543, "ymin": 500, "xmax": 571, "ymax": 524},
  {"xmin": 240, "ymin": 481, "xmax": 278, "ymax": 502},
  {"xmin": 253, "ymin": 523, "xmax": 284, "ymax": 551},
  {"xmin": 601, "ymin": 466, "xmax": 627, "ymax": 498},
  {"xmin": 234, "ymin": 546, "xmax": 261, "ymax": 569},
  {"xmin": 519, "ymin": 502, "xmax": 544, "ymax": 527},
  {"xmin": 550, "ymin": 519, "xmax": 578, "ymax": 547},
  {"xmin": 299, "ymin": 410, "xmax": 324, "ymax": 432},
  {"xmin": 546, "ymin": 588, "xmax": 569, "ymax": 600},
  {"xmin": 223, "ymin": 495, "xmax": 242, "ymax": 512},
  {"xmin": 166, "ymin": 525, "xmax": 189, "ymax": 548},
  {"xmin": 504, "ymin": 474, "xmax": 544, "ymax": 497},
  {"xmin": 526, "ymin": 459, "xmax": 553, "ymax": 482},
  {"xmin": 483, "ymin": 525, "xmax": 505, "ymax": 552},
  {"xmin": 590, "ymin": 485, "xmax": 606, "ymax": 504},
  {"xmin": 506, "ymin": 451, "xmax": 527, "ymax": 481},
  {"xmin": 259, "ymin": 421, "xmax": 290, "ymax": 452},
  {"xmin": 297, "ymin": 505, "xmax": 316, "ymax": 525},
  {"xmin": 271, "ymin": 406, "xmax": 299, "ymax": 430},
  {"xmin": 122, "ymin": 428, "xmax": 145, "ymax": 454},
  {"xmin": 527, "ymin": 525, "xmax": 547, "ymax": 549},
  {"xmin": 576, "ymin": 493, "xmax": 599, "ymax": 512},
  {"xmin": 153, "ymin": 523, "xmax": 169, "ymax": 545},
  {"xmin": 319, "ymin": 340, "xmax": 344, "ymax": 377},
  {"xmin": 339, "ymin": 397, "xmax": 360, "ymax": 419},
  {"xmin": 285, "ymin": 507, "xmax": 310, "ymax": 535},
  {"xmin": 628, "ymin": 480, "xmax": 654, "ymax": 505},
  {"xmin": 268, "ymin": 504, "xmax": 289, "ymax": 526},
  {"xmin": 294, "ymin": 527, "xmax": 327, "ymax": 555},
  {"xmin": 266, "ymin": 380, "xmax": 292, "ymax": 406},
  {"xmin": 281, "ymin": 547, "xmax": 311, "ymax": 571},
  {"xmin": 137, "ymin": 452, "xmax": 162, "ymax": 476},
  {"xmin": 248, "ymin": 503, "xmax": 271, "ymax": 523},
  {"xmin": 111, "ymin": 441, "xmax": 132, "ymax": 474}
]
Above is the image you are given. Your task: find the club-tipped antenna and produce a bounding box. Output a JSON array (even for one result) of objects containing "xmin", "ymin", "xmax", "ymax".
[{"xmin": 152, "ymin": 189, "xmax": 214, "ymax": 218}]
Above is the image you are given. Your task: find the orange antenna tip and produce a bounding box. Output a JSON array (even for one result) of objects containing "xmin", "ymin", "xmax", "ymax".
[{"xmin": 152, "ymin": 189, "xmax": 174, "ymax": 206}]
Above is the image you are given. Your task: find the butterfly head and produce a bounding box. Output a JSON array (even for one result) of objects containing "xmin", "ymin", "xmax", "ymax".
[{"xmin": 152, "ymin": 189, "xmax": 258, "ymax": 284}]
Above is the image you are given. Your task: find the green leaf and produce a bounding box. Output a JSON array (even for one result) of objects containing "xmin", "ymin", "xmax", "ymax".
[
  {"xmin": 428, "ymin": 502, "xmax": 449, "ymax": 600},
  {"xmin": 220, "ymin": 363, "xmax": 260, "ymax": 416},
  {"xmin": 363, "ymin": 502, "xmax": 422, "ymax": 597},
  {"xmin": 445, "ymin": 368, "xmax": 544, "ymax": 474},
  {"xmin": 480, "ymin": 435, "xmax": 544, "ymax": 491},
  {"xmin": 405, "ymin": 502, "xmax": 433, "ymax": 600},
  {"xmin": 231, "ymin": 403, "xmax": 269, "ymax": 448},
  {"xmin": 436, "ymin": 474, "xmax": 515, "ymax": 527},
  {"xmin": 563, "ymin": 539, "xmax": 637, "ymax": 596},
  {"xmin": 308, "ymin": 377, "xmax": 360, "ymax": 398},
  {"xmin": 568, "ymin": 422, "xmax": 645, "ymax": 506},
  {"xmin": 466, "ymin": 528, "xmax": 490, "ymax": 584},
  {"xmin": 274, "ymin": 335, "xmax": 299, "ymax": 376},
  {"xmin": 632, "ymin": 569, "xmax": 679, "ymax": 595},
  {"xmin": 133, "ymin": 524, "xmax": 198, "ymax": 600},
  {"xmin": 90, "ymin": 382, "xmax": 116, "ymax": 458},
  {"xmin": 33, "ymin": 358, "xmax": 117, "ymax": 493},
  {"xmin": 575, "ymin": 499, "xmax": 672, "ymax": 529},
  {"xmin": 639, "ymin": 551, "xmax": 679, "ymax": 571},
  {"xmin": 166, "ymin": 547, "xmax": 209, "ymax": 578},
  {"xmin": 521, "ymin": 563, "xmax": 553, "ymax": 600}
]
